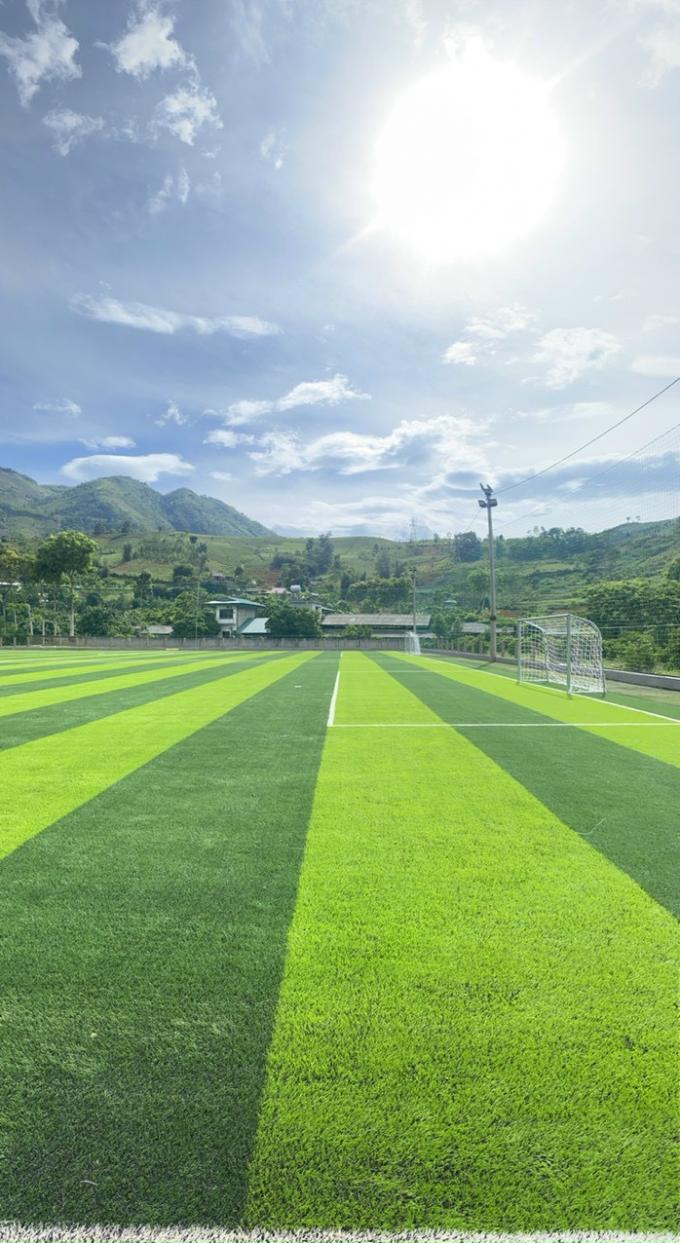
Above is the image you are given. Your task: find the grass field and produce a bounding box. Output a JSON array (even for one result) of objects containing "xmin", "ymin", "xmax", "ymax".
[{"xmin": 0, "ymin": 646, "xmax": 677, "ymax": 1241}]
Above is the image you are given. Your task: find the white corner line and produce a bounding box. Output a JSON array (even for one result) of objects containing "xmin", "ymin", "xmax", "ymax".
[
  {"xmin": 0, "ymin": 1225, "xmax": 675, "ymax": 1243},
  {"xmin": 327, "ymin": 666, "xmax": 341, "ymax": 727},
  {"xmin": 331, "ymin": 721, "xmax": 680, "ymax": 729}
]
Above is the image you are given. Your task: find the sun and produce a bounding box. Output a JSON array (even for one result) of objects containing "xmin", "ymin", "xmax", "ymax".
[{"xmin": 372, "ymin": 38, "xmax": 565, "ymax": 264}]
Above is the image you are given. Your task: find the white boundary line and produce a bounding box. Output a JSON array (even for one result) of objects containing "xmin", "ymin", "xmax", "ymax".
[
  {"xmin": 397, "ymin": 655, "xmax": 680, "ymax": 725},
  {"xmin": 327, "ymin": 665, "xmax": 341, "ymax": 727},
  {"xmin": 332, "ymin": 721, "xmax": 680, "ymax": 729},
  {"xmin": 0, "ymin": 1225, "xmax": 675, "ymax": 1243}
]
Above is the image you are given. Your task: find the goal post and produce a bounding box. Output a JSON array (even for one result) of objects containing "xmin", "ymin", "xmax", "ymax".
[
  {"xmin": 404, "ymin": 631, "xmax": 421, "ymax": 655},
  {"xmin": 517, "ymin": 612, "xmax": 606, "ymax": 696}
]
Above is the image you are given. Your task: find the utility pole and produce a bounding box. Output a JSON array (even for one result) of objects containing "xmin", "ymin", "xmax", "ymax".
[
  {"xmin": 411, "ymin": 567, "xmax": 417, "ymax": 636},
  {"xmin": 478, "ymin": 483, "xmax": 498, "ymax": 661}
]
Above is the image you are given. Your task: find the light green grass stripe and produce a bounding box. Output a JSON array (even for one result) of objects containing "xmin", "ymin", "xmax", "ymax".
[
  {"xmin": 246, "ymin": 656, "xmax": 678, "ymax": 1231},
  {"xmin": 0, "ymin": 649, "xmax": 277, "ymax": 688},
  {"xmin": 0, "ymin": 652, "xmax": 314, "ymax": 862},
  {"xmin": 0, "ymin": 652, "xmax": 275, "ymax": 719},
  {"xmin": 390, "ymin": 653, "xmax": 680, "ymax": 768}
]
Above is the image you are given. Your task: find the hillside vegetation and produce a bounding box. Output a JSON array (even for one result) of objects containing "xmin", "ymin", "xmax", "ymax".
[{"xmin": 0, "ymin": 469, "xmax": 273, "ymax": 538}]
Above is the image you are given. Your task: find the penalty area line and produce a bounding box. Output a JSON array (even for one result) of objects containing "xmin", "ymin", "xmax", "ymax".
[
  {"xmin": 327, "ymin": 667, "xmax": 341, "ymax": 727},
  {"xmin": 332, "ymin": 721, "xmax": 680, "ymax": 729}
]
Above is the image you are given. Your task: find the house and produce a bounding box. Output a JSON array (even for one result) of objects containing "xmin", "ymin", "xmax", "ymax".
[
  {"xmin": 461, "ymin": 622, "xmax": 488, "ymax": 635},
  {"xmin": 206, "ymin": 597, "xmax": 262, "ymax": 636},
  {"xmin": 238, "ymin": 617, "xmax": 269, "ymax": 636},
  {"xmin": 146, "ymin": 624, "xmax": 174, "ymax": 638},
  {"xmin": 322, "ymin": 612, "xmax": 431, "ymax": 637}
]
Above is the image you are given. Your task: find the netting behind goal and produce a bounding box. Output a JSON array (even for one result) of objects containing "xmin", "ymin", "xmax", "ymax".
[
  {"xmin": 517, "ymin": 613, "xmax": 606, "ymax": 696},
  {"xmin": 405, "ymin": 632, "xmax": 421, "ymax": 655}
]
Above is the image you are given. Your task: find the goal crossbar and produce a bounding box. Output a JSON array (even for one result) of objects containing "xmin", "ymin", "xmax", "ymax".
[{"xmin": 517, "ymin": 612, "xmax": 606, "ymax": 697}]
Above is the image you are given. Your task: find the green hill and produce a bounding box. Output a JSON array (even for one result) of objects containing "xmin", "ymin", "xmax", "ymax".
[{"xmin": 0, "ymin": 469, "xmax": 273, "ymax": 538}]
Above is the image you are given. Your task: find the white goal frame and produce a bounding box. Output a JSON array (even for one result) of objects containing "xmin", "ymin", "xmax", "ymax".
[
  {"xmin": 517, "ymin": 612, "xmax": 606, "ymax": 697},
  {"xmin": 404, "ymin": 631, "xmax": 421, "ymax": 655}
]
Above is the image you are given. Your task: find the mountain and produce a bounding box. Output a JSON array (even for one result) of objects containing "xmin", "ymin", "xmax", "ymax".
[{"xmin": 0, "ymin": 469, "xmax": 273, "ymax": 538}]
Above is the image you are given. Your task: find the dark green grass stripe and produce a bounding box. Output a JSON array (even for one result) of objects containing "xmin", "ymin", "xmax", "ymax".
[
  {"xmin": 0, "ymin": 657, "xmax": 190, "ymax": 698},
  {"xmin": 0, "ymin": 654, "xmax": 336, "ymax": 1227},
  {"xmin": 427, "ymin": 655, "xmax": 680, "ymax": 720},
  {"xmin": 373, "ymin": 654, "xmax": 680, "ymax": 917},
  {"xmin": 0, "ymin": 654, "xmax": 290, "ymax": 751}
]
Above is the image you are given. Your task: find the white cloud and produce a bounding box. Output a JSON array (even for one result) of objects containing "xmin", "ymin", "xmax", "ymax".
[
  {"xmin": 223, "ymin": 374, "xmax": 370, "ymax": 425},
  {"xmin": 211, "ymin": 470, "xmax": 233, "ymax": 481},
  {"xmin": 630, "ymin": 354, "xmax": 680, "ymax": 376},
  {"xmin": 515, "ymin": 401, "xmax": 613, "ymax": 423},
  {"xmin": 107, "ymin": 2, "xmax": 187, "ymax": 78},
  {"xmin": 639, "ymin": 21, "xmax": 680, "ymax": 83},
  {"xmin": 642, "ymin": 313, "xmax": 680, "ymax": 331},
  {"xmin": 0, "ymin": 0, "xmax": 80, "ymax": 106},
  {"xmin": 442, "ymin": 304, "xmax": 536, "ymax": 365},
  {"xmin": 154, "ymin": 84, "xmax": 222, "ymax": 145},
  {"xmin": 61, "ymin": 452, "xmax": 194, "ymax": 483},
  {"xmin": 156, "ymin": 400, "xmax": 188, "ymax": 426},
  {"xmin": 72, "ymin": 293, "xmax": 281, "ymax": 338},
  {"xmin": 33, "ymin": 396, "xmax": 81, "ymax": 415},
  {"xmin": 442, "ymin": 341, "xmax": 478, "ymax": 366},
  {"xmin": 249, "ymin": 414, "xmax": 487, "ymax": 477},
  {"xmin": 533, "ymin": 327, "xmax": 621, "ymax": 388},
  {"xmin": 204, "ymin": 429, "xmax": 254, "ymax": 447},
  {"xmin": 148, "ymin": 166, "xmax": 190, "ymax": 214},
  {"xmin": 43, "ymin": 108, "xmax": 104, "ymax": 155},
  {"xmin": 230, "ymin": 0, "xmax": 270, "ymax": 65},
  {"xmin": 260, "ymin": 127, "xmax": 285, "ymax": 170},
  {"xmin": 80, "ymin": 435, "xmax": 137, "ymax": 449}
]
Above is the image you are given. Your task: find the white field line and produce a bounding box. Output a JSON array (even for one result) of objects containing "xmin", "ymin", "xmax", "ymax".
[
  {"xmin": 0, "ymin": 1225, "xmax": 675, "ymax": 1243},
  {"xmin": 327, "ymin": 666, "xmax": 341, "ymax": 726},
  {"xmin": 399, "ymin": 656, "xmax": 680, "ymax": 725},
  {"xmin": 332, "ymin": 722, "xmax": 680, "ymax": 729}
]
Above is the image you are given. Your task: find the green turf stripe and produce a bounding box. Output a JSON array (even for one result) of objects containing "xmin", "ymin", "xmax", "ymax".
[
  {"xmin": 371, "ymin": 654, "xmax": 680, "ymax": 917},
  {"xmin": 245, "ymin": 655, "xmax": 677, "ymax": 1232},
  {"xmin": 0, "ymin": 654, "xmax": 290, "ymax": 752},
  {"xmin": 0, "ymin": 653, "xmax": 314, "ymax": 862},
  {"xmin": 0, "ymin": 649, "xmax": 276, "ymax": 690},
  {"xmin": 0, "ymin": 656, "xmax": 203, "ymax": 698},
  {"xmin": 0, "ymin": 655, "xmax": 337, "ymax": 1225},
  {"xmin": 430, "ymin": 656, "xmax": 680, "ymax": 720},
  {"xmin": 0, "ymin": 652, "xmax": 280, "ymax": 720},
  {"xmin": 389, "ymin": 654, "xmax": 680, "ymax": 768}
]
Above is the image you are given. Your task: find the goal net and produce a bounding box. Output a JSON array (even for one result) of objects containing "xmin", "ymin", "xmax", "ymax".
[
  {"xmin": 517, "ymin": 613, "xmax": 606, "ymax": 696},
  {"xmin": 405, "ymin": 631, "xmax": 421, "ymax": 655}
]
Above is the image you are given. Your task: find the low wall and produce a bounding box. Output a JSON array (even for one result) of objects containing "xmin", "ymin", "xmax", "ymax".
[{"xmin": 20, "ymin": 636, "xmax": 406, "ymax": 652}]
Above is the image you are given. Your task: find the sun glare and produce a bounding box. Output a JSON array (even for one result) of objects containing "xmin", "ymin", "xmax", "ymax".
[{"xmin": 372, "ymin": 39, "xmax": 565, "ymax": 264}]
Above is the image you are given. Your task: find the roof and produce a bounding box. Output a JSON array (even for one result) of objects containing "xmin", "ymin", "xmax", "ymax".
[
  {"xmin": 238, "ymin": 617, "xmax": 269, "ymax": 635},
  {"xmin": 146, "ymin": 624, "xmax": 174, "ymax": 635},
  {"xmin": 322, "ymin": 613, "xmax": 431, "ymax": 628},
  {"xmin": 461, "ymin": 622, "xmax": 488, "ymax": 634},
  {"xmin": 206, "ymin": 597, "xmax": 261, "ymax": 607}
]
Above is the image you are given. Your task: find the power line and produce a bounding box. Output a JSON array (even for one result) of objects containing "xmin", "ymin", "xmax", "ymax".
[{"xmin": 496, "ymin": 375, "xmax": 680, "ymax": 497}]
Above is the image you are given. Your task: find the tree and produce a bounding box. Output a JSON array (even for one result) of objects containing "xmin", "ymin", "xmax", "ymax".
[
  {"xmin": 375, "ymin": 549, "xmax": 391, "ymax": 578},
  {"xmin": 35, "ymin": 531, "xmax": 97, "ymax": 637},
  {"xmin": 342, "ymin": 623, "xmax": 372, "ymax": 638},
  {"xmin": 453, "ymin": 531, "xmax": 482, "ymax": 563},
  {"xmin": 667, "ymin": 555, "xmax": 680, "ymax": 582},
  {"xmin": 122, "ymin": 542, "xmax": 133, "ymax": 563},
  {"xmin": 172, "ymin": 589, "xmax": 221, "ymax": 639},
  {"xmin": 265, "ymin": 600, "xmax": 322, "ymax": 638}
]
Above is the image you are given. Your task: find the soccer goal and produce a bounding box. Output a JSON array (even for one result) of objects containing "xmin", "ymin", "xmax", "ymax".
[
  {"xmin": 405, "ymin": 631, "xmax": 421, "ymax": 655},
  {"xmin": 517, "ymin": 613, "xmax": 606, "ymax": 696}
]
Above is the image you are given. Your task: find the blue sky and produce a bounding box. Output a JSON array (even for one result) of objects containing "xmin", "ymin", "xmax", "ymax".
[{"xmin": 0, "ymin": 0, "xmax": 679, "ymax": 538}]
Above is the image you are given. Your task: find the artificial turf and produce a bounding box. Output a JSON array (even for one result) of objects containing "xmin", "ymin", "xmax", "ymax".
[
  {"xmin": 0, "ymin": 653, "xmax": 290, "ymax": 752},
  {"xmin": 246, "ymin": 654, "xmax": 678, "ymax": 1232},
  {"xmin": 0, "ymin": 647, "xmax": 677, "ymax": 1237},
  {"xmin": 373, "ymin": 653, "xmax": 680, "ymax": 916},
  {"xmin": 0, "ymin": 653, "xmax": 337, "ymax": 1224},
  {"xmin": 0, "ymin": 652, "xmax": 313, "ymax": 860}
]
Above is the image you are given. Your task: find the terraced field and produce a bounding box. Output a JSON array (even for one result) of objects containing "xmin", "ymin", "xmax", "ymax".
[{"xmin": 0, "ymin": 646, "xmax": 677, "ymax": 1242}]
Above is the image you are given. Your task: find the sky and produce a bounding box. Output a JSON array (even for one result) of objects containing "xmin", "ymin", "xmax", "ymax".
[{"xmin": 0, "ymin": 0, "xmax": 679, "ymax": 539}]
